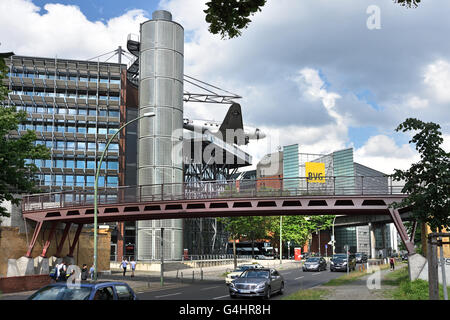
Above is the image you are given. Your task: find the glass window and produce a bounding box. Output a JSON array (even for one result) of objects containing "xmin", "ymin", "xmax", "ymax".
[
  {"xmin": 87, "ymin": 160, "xmax": 95, "ymax": 169},
  {"xmin": 98, "ymin": 128, "xmax": 107, "ymax": 135},
  {"xmin": 88, "ymin": 109, "xmax": 97, "ymax": 116},
  {"xmin": 99, "ymin": 78, "xmax": 109, "ymax": 84},
  {"xmin": 109, "ymin": 143, "xmax": 119, "ymax": 151},
  {"xmin": 109, "ymin": 111, "xmax": 119, "ymax": 118},
  {"xmin": 108, "ymin": 128, "xmax": 118, "ymax": 135},
  {"xmin": 77, "ymin": 142, "xmax": 86, "ymax": 150},
  {"xmin": 98, "ymin": 143, "xmax": 106, "ymax": 151},
  {"xmin": 44, "ymin": 174, "xmax": 52, "ymax": 186},
  {"xmin": 66, "ymin": 141, "xmax": 75, "ymax": 150},
  {"xmin": 56, "ymin": 141, "xmax": 65, "ymax": 149},
  {"xmin": 55, "ymin": 159, "xmax": 64, "ymax": 168},
  {"xmin": 87, "ymin": 143, "xmax": 96, "ymax": 151},
  {"xmin": 115, "ymin": 285, "xmax": 133, "ymax": 300},
  {"xmin": 98, "ymin": 110, "xmax": 107, "ymax": 117},
  {"xmin": 107, "ymin": 176, "xmax": 118, "ymax": 187},
  {"xmin": 76, "ymin": 175, "xmax": 84, "ymax": 187},
  {"xmin": 97, "ymin": 176, "xmax": 105, "ymax": 187},
  {"xmin": 86, "ymin": 176, "xmax": 95, "ymax": 187},
  {"xmin": 78, "ymin": 108, "xmax": 87, "ymax": 115},
  {"xmin": 55, "ymin": 175, "xmax": 63, "ymax": 186},
  {"xmin": 67, "ymin": 126, "xmax": 76, "ymax": 133},
  {"xmin": 108, "ymin": 161, "xmax": 118, "ymax": 170},
  {"xmin": 109, "ymin": 96, "xmax": 119, "ymax": 101},
  {"xmin": 87, "ymin": 127, "xmax": 96, "ymax": 134},
  {"xmin": 76, "ymin": 160, "xmax": 85, "ymax": 169},
  {"xmin": 66, "ymin": 159, "xmax": 74, "ymax": 169},
  {"xmin": 77, "ymin": 127, "xmax": 86, "ymax": 134},
  {"xmin": 65, "ymin": 175, "xmax": 74, "ymax": 186}
]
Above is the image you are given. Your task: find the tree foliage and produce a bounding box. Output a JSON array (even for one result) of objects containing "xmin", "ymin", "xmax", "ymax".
[
  {"xmin": 0, "ymin": 58, "xmax": 50, "ymax": 217},
  {"xmin": 204, "ymin": 0, "xmax": 266, "ymax": 39},
  {"xmin": 391, "ymin": 118, "xmax": 450, "ymax": 231},
  {"xmin": 204, "ymin": 0, "xmax": 421, "ymax": 39}
]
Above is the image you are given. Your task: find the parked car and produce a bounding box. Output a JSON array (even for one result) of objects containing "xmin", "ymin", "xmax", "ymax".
[
  {"xmin": 330, "ymin": 253, "xmax": 356, "ymax": 272},
  {"xmin": 302, "ymin": 257, "xmax": 327, "ymax": 272},
  {"xmin": 229, "ymin": 268, "xmax": 284, "ymax": 299},
  {"xmin": 355, "ymin": 252, "xmax": 368, "ymax": 263},
  {"xmin": 254, "ymin": 255, "xmax": 273, "ymax": 260},
  {"xmin": 27, "ymin": 281, "xmax": 138, "ymax": 300},
  {"xmin": 225, "ymin": 263, "xmax": 264, "ymax": 284}
]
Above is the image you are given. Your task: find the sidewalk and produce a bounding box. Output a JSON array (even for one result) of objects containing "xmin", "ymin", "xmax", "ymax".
[{"xmin": 319, "ymin": 264, "xmax": 406, "ymax": 300}]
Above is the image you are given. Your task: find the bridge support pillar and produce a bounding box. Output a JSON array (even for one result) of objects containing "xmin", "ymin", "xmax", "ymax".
[
  {"xmin": 55, "ymin": 222, "xmax": 72, "ymax": 257},
  {"xmin": 25, "ymin": 221, "xmax": 43, "ymax": 258},
  {"xmin": 368, "ymin": 223, "xmax": 376, "ymax": 259},
  {"xmin": 67, "ymin": 224, "xmax": 84, "ymax": 257},
  {"xmin": 41, "ymin": 221, "xmax": 58, "ymax": 257},
  {"xmin": 388, "ymin": 208, "xmax": 415, "ymax": 255}
]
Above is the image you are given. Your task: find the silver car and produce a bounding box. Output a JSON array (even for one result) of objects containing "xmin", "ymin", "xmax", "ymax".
[{"xmin": 229, "ymin": 268, "xmax": 284, "ymax": 299}]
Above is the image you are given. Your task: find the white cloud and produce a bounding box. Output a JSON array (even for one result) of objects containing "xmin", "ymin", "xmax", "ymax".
[
  {"xmin": 354, "ymin": 135, "xmax": 419, "ymax": 174},
  {"xmin": 0, "ymin": 0, "xmax": 148, "ymax": 61},
  {"xmin": 406, "ymin": 96, "xmax": 429, "ymax": 110},
  {"xmin": 424, "ymin": 59, "xmax": 450, "ymax": 103}
]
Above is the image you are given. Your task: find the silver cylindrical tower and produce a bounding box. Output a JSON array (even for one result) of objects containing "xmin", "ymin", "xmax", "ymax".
[{"xmin": 137, "ymin": 10, "xmax": 184, "ymax": 261}]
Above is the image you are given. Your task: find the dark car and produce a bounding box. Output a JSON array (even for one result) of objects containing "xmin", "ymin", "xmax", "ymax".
[
  {"xmin": 355, "ymin": 252, "xmax": 368, "ymax": 263},
  {"xmin": 302, "ymin": 257, "xmax": 327, "ymax": 272},
  {"xmin": 330, "ymin": 253, "xmax": 356, "ymax": 272},
  {"xmin": 27, "ymin": 281, "xmax": 138, "ymax": 300},
  {"xmin": 229, "ymin": 268, "xmax": 284, "ymax": 300}
]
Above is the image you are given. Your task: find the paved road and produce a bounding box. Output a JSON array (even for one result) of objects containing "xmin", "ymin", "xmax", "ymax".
[
  {"xmin": 0, "ymin": 262, "xmax": 347, "ymax": 300},
  {"xmin": 134, "ymin": 266, "xmax": 343, "ymax": 300}
]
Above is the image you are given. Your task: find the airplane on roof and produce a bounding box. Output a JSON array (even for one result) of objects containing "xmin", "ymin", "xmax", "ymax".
[{"xmin": 183, "ymin": 103, "xmax": 266, "ymax": 146}]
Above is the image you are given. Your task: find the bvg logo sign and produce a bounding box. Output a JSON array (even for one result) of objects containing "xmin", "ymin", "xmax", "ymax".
[{"xmin": 305, "ymin": 162, "xmax": 325, "ymax": 183}]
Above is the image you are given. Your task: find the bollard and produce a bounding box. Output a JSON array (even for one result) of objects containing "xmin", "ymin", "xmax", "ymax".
[
  {"xmin": 192, "ymin": 270, "xmax": 195, "ymax": 282},
  {"xmin": 201, "ymin": 269, "xmax": 203, "ymax": 281},
  {"xmin": 181, "ymin": 271, "xmax": 183, "ymax": 283},
  {"xmin": 176, "ymin": 269, "xmax": 179, "ymax": 279}
]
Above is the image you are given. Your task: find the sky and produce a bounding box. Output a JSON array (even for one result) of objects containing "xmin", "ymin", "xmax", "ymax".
[{"xmin": 0, "ymin": 0, "xmax": 449, "ymax": 175}]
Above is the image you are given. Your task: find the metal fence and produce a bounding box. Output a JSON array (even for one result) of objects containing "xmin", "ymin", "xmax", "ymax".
[{"xmin": 22, "ymin": 176, "xmax": 406, "ymax": 212}]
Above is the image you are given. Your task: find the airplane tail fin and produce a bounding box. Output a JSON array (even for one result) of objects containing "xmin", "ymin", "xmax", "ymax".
[{"xmin": 218, "ymin": 103, "xmax": 244, "ymax": 135}]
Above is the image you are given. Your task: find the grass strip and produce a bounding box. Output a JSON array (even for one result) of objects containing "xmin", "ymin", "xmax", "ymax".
[{"xmin": 282, "ymin": 288, "xmax": 331, "ymax": 300}]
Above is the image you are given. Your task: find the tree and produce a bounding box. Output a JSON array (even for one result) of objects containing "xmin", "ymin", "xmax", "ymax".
[
  {"xmin": 391, "ymin": 118, "xmax": 450, "ymax": 232},
  {"xmin": 204, "ymin": 0, "xmax": 421, "ymax": 39},
  {"xmin": 0, "ymin": 57, "xmax": 50, "ymax": 217},
  {"xmin": 204, "ymin": 0, "xmax": 266, "ymax": 39}
]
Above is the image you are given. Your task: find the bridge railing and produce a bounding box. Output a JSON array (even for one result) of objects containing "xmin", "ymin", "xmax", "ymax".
[{"xmin": 21, "ymin": 176, "xmax": 405, "ymax": 212}]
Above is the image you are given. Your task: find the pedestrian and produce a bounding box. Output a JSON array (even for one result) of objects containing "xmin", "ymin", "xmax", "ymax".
[
  {"xmin": 389, "ymin": 256, "xmax": 395, "ymax": 271},
  {"xmin": 81, "ymin": 264, "xmax": 89, "ymax": 281},
  {"xmin": 130, "ymin": 258, "xmax": 136, "ymax": 277},
  {"xmin": 57, "ymin": 261, "xmax": 67, "ymax": 282},
  {"xmin": 120, "ymin": 258, "xmax": 128, "ymax": 277},
  {"xmin": 89, "ymin": 264, "xmax": 95, "ymax": 280}
]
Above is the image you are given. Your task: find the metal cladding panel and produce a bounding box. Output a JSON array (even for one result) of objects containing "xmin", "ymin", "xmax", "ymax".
[
  {"xmin": 139, "ymin": 107, "xmax": 156, "ymax": 137},
  {"xmin": 140, "ymin": 50, "xmax": 155, "ymax": 78},
  {"xmin": 156, "ymin": 107, "xmax": 173, "ymax": 136},
  {"xmin": 140, "ymin": 78, "xmax": 155, "ymax": 106},
  {"xmin": 155, "ymin": 49, "xmax": 174, "ymax": 78},
  {"xmin": 138, "ymin": 137, "xmax": 154, "ymax": 167}
]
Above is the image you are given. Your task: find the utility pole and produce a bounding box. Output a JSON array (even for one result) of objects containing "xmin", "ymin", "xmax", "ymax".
[
  {"xmin": 280, "ymin": 216, "xmax": 283, "ymax": 264},
  {"xmin": 161, "ymin": 228, "xmax": 164, "ymax": 287}
]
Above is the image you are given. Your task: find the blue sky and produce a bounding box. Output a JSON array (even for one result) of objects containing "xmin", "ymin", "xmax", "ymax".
[{"xmin": 32, "ymin": 0, "xmax": 159, "ymax": 21}]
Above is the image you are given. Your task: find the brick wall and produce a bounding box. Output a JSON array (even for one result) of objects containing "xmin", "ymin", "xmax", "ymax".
[{"xmin": 0, "ymin": 274, "xmax": 51, "ymax": 294}]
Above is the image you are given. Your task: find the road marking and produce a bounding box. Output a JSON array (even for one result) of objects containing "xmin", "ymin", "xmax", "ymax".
[
  {"xmin": 312, "ymin": 272, "xmax": 321, "ymax": 276},
  {"xmin": 200, "ymin": 286, "xmax": 221, "ymax": 291},
  {"xmin": 295, "ymin": 276, "xmax": 304, "ymax": 280},
  {"xmin": 213, "ymin": 295, "xmax": 230, "ymax": 300},
  {"xmin": 155, "ymin": 292, "xmax": 182, "ymax": 298}
]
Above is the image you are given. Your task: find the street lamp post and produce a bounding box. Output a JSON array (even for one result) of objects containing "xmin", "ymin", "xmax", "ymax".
[
  {"xmin": 332, "ymin": 215, "xmax": 338, "ymax": 255},
  {"xmin": 93, "ymin": 112, "xmax": 155, "ymax": 280}
]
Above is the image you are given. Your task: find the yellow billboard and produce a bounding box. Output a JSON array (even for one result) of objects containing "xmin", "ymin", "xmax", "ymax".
[{"xmin": 305, "ymin": 162, "xmax": 325, "ymax": 183}]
